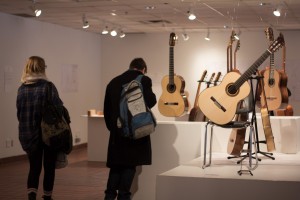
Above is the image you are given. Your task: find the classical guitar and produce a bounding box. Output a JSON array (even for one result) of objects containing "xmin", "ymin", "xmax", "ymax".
[
  {"xmin": 188, "ymin": 70, "xmax": 207, "ymax": 121},
  {"xmin": 227, "ymin": 40, "xmax": 247, "ymax": 156},
  {"xmin": 202, "ymin": 72, "xmax": 216, "ymax": 121},
  {"xmin": 260, "ymin": 27, "xmax": 282, "ymax": 111},
  {"xmin": 198, "ymin": 34, "xmax": 284, "ymax": 125},
  {"xmin": 274, "ymin": 35, "xmax": 292, "ymax": 115},
  {"xmin": 158, "ymin": 32, "xmax": 189, "ymax": 117},
  {"xmin": 258, "ymin": 71, "xmax": 276, "ymax": 152}
]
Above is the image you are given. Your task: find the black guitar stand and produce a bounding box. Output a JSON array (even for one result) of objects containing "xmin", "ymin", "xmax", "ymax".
[{"xmin": 228, "ymin": 74, "xmax": 275, "ymax": 164}]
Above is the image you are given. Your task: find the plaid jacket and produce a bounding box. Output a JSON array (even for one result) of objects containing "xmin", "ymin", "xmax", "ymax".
[{"xmin": 16, "ymin": 80, "xmax": 63, "ymax": 152}]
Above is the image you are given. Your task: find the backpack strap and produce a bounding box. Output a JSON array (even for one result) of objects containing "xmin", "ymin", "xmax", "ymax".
[{"xmin": 135, "ymin": 74, "xmax": 144, "ymax": 83}]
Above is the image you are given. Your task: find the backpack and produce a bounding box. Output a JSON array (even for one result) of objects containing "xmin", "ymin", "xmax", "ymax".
[
  {"xmin": 41, "ymin": 82, "xmax": 73, "ymax": 154},
  {"xmin": 118, "ymin": 75, "xmax": 156, "ymax": 139}
]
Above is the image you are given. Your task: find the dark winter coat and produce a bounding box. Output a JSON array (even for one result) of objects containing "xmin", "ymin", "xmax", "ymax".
[{"xmin": 104, "ymin": 69, "xmax": 157, "ymax": 167}]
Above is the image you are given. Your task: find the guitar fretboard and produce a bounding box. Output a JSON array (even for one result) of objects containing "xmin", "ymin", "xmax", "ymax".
[
  {"xmin": 232, "ymin": 49, "xmax": 271, "ymax": 92},
  {"xmin": 169, "ymin": 46, "xmax": 174, "ymax": 85}
]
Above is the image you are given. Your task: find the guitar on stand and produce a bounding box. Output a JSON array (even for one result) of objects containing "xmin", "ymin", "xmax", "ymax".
[
  {"xmin": 227, "ymin": 40, "xmax": 248, "ymax": 156},
  {"xmin": 202, "ymin": 72, "xmax": 217, "ymax": 121},
  {"xmin": 189, "ymin": 70, "xmax": 207, "ymax": 121},
  {"xmin": 274, "ymin": 34, "xmax": 293, "ymax": 116},
  {"xmin": 260, "ymin": 27, "xmax": 282, "ymax": 111},
  {"xmin": 258, "ymin": 71, "xmax": 276, "ymax": 152},
  {"xmin": 158, "ymin": 32, "xmax": 189, "ymax": 117},
  {"xmin": 198, "ymin": 33, "xmax": 284, "ymax": 125}
]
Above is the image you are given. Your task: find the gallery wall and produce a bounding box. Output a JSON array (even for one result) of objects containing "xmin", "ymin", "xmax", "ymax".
[
  {"xmin": 1, "ymin": 11, "xmax": 299, "ymax": 159},
  {"xmin": 0, "ymin": 12, "xmax": 102, "ymax": 158}
]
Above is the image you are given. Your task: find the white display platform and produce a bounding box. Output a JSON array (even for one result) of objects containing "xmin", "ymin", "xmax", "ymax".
[
  {"xmin": 83, "ymin": 115, "xmax": 300, "ymax": 200},
  {"xmin": 156, "ymin": 153, "xmax": 300, "ymax": 200}
]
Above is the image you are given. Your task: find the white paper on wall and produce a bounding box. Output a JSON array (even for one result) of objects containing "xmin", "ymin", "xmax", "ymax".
[{"xmin": 61, "ymin": 64, "xmax": 78, "ymax": 93}]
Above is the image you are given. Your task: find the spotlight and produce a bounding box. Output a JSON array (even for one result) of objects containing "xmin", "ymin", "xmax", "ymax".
[
  {"xmin": 182, "ymin": 33, "xmax": 189, "ymax": 41},
  {"xmin": 204, "ymin": 29, "xmax": 210, "ymax": 41},
  {"xmin": 234, "ymin": 34, "xmax": 239, "ymax": 40},
  {"xmin": 273, "ymin": 9, "xmax": 281, "ymax": 17},
  {"xmin": 34, "ymin": 9, "xmax": 42, "ymax": 17},
  {"xmin": 119, "ymin": 31, "xmax": 126, "ymax": 38},
  {"xmin": 32, "ymin": 0, "xmax": 41, "ymax": 17},
  {"xmin": 82, "ymin": 14, "xmax": 89, "ymax": 29},
  {"xmin": 110, "ymin": 29, "xmax": 117, "ymax": 36},
  {"xmin": 187, "ymin": 11, "xmax": 196, "ymax": 20},
  {"xmin": 102, "ymin": 26, "xmax": 109, "ymax": 34}
]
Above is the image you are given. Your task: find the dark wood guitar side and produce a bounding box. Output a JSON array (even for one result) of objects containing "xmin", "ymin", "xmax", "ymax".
[
  {"xmin": 258, "ymin": 71, "xmax": 276, "ymax": 152},
  {"xmin": 189, "ymin": 70, "xmax": 207, "ymax": 121},
  {"xmin": 158, "ymin": 32, "xmax": 189, "ymax": 117}
]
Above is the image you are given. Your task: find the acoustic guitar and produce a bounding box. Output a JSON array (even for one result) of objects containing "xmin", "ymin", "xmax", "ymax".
[
  {"xmin": 260, "ymin": 27, "xmax": 282, "ymax": 111},
  {"xmin": 274, "ymin": 35, "xmax": 293, "ymax": 116},
  {"xmin": 188, "ymin": 70, "xmax": 207, "ymax": 121},
  {"xmin": 227, "ymin": 40, "xmax": 248, "ymax": 156},
  {"xmin": 198, "ymin": 34, "xmax": 284, "ymax": 125},
  {"xmin": 158, "ymin": 32, "xmax": 189, "ymax": 117},
  {"xmin": 258, "ymin": 70, "xmax": 276, "ymax": 152}
]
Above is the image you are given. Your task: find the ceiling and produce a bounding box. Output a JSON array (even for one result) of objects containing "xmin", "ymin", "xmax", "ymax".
[{"xmin": 1, "ymin": 0, "xmax": 300, "ymax": 35}]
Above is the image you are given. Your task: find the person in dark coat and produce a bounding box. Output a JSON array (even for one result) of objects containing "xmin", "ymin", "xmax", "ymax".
[{"xmin": 103, "ymin": 58, "xmax": 157, "ymax": 200}]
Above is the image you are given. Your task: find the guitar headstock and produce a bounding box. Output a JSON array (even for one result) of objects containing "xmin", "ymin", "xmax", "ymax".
[
  {"xmin": 199, "ymin": 70, "xmax": 208, "ymax": 82},
  {"xmin": 169, "ymin": 32, "xmax": 177, "ymax": 46},
  {"xmin": 268, "ymin": 33, "xmax": 285, "ymax": 53},
  {"xmin": 214, "ymin": 72, "xmax": 222, "ymax": 82},
  {"xmin": 265, "ymin": 27, "xmax": 274, "ymax": 42},
  {"xmin": 234, "ymin": 40, "xmax": 240, "ymax": 53},
  {"xmin": 229, "ymin": 30, "xmax": 236, "ymax": 45}
]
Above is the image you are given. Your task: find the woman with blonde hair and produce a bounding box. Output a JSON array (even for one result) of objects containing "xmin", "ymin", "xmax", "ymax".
[{"xmin": 17, "ymin": 56, "xmax": 65, "ymax": 200}]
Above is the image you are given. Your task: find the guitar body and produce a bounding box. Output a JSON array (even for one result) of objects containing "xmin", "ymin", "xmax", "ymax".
[
  {"xmin": 189, "ymin": 107, "xmax": 205, "ymax": 121},
  {"xmin": 158, "ymin": 75, "xmax": 188, "ymax": 117},
  {"xmin": 227, "ymin": 114, "xmax": 247, "ymax": 156},
  {"xmin": 278, "ymin": 69, "xmax": 289, "ymax": 107},
  {"xmin": 261, "ymin": 68, "xmax": 282, "ymax": 111},
  {"xmin": 261, "ymin": 107, "xmax": 276, "ymax": 152},
  {"xmin": 198, "ymin": 72, "xmax": 251, "ymax": 125}
]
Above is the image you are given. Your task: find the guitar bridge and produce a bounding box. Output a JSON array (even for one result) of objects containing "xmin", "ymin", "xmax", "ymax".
[
  {"xmin": 210, "ymin": 96, "xmax": 226, "ymax": 112},
  {"xmin": 164, "ymin": 102, "xmax": 179, "ymax": 105}
]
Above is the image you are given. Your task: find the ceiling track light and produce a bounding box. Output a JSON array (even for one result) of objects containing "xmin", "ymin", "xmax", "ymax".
[
  {"xmin": 110, "ymin": 29, "xmax": 117, "ymax": 36},
  {"xmin": 32, "ymin": 0, "xmax": 42, "ymax": 17},
  {"xmin": 102, "ymin": 26, "xmax": 109, "ymax": 34},
  {"xmin": 187, "ymin": 10, "xmax": 196, "ymax": 20},
  {"xmin": 82, "ymin": 14, "xmax": 89, "ymax": 29},
  {"xmin": 182, "ymin": 33, "xmax": 189, "ymax": 41},
  {"xmin": 204, "ymin": 29, "xmax": 210, "ymax": 41},
  {"xmin": 119, "ymin": 30, "xmax": 126, "ymax": 38},
  {"xmin": 273, "ymin": 9, "xmax": 281, "ymax": 17}
]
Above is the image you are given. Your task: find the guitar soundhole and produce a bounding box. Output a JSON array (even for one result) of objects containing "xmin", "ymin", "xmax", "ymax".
[
  {"xmin": 268, "ymin": 78, "xmax": 275, "ymax": 86},
  {"xmin": 167, "ymin": 84, "xmax": 176, "ymax": 93},
  {"xmin": 227, "ymin": 84, "xmax": 238, "ymax": 96}
]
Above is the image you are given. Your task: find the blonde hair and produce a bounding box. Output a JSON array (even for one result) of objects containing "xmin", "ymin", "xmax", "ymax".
[{"xmin": 21, "ymin": 56, "xmax": 47, "ymax": 83}]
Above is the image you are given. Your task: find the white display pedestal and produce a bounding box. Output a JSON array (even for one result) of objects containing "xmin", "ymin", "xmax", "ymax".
[{"xmin": 83, "ymin": 115, "xmax": 300, "ymax": 200}]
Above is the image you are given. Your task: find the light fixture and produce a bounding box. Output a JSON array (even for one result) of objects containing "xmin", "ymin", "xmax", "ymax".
[
  {"xmin": 110, "ymin": 29, "xmax": 117, "ymax": 36},
  {"xmin": 82, "ymin": 14, "xmax": 89, "ymax": 29},
  {"xmin": 187, "ymin": 10, "xmax": 196, "ymax": 20},
  {"xmin": 273, "ymin": 9, "xmax": 281, "ymax": 17},
  {"xmin": 204, "ymin": 29, "xmax": 210, "ymax": 41},
  {"xmin": 234, "ymin": 33, "xmax": 240, "ymax": 40},
  {"xmin": 102, "ymin": 26, "xmax": 109, "ymax": 34},
  {"xmin": 32, "ymin": 0, "xmax": 42, "ymax": 17},
  {"xmin": 119, "ymin": 30, "xmax": 126, "ymax": 38},
  {"xmin": 182, "ymin": 33, "xmax": 189, "ymax": 41}
]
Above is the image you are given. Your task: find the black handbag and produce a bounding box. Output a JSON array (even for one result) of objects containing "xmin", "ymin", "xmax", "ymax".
[{"xmin": 41, "ymin": 82, "xmax": 73, "ymax": 154}]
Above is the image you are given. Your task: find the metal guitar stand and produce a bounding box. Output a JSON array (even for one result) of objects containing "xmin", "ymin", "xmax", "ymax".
[{"xmin": 228, "ymin": 75, "xmax": 275, "ymax": 163}]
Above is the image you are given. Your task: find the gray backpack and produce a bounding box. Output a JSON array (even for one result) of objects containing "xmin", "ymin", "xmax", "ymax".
[{"xmin": 118, "ymin": 75, "xmax": 156, "ymax": 139}]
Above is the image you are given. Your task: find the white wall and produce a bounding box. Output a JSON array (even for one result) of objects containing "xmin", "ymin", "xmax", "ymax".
[
  {"xmin": 1, "ymin": 11, "xmax": 299, "ymax": 159},
  {"xmin": 100, "ymin": 30, "xmax": 300, "ymax": 120},
  {"xmin": 0, "ymin": 12, "xmax": 102, "ymax": 158}
]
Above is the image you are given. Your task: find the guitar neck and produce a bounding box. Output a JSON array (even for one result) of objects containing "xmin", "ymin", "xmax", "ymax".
[
  {"xmin": 169, "ymin": 46, "xmax": 175, "ymax": 85},
  {"xmin": 234, "ymin": 49, "xmax": 271, "ymax": 90}
]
